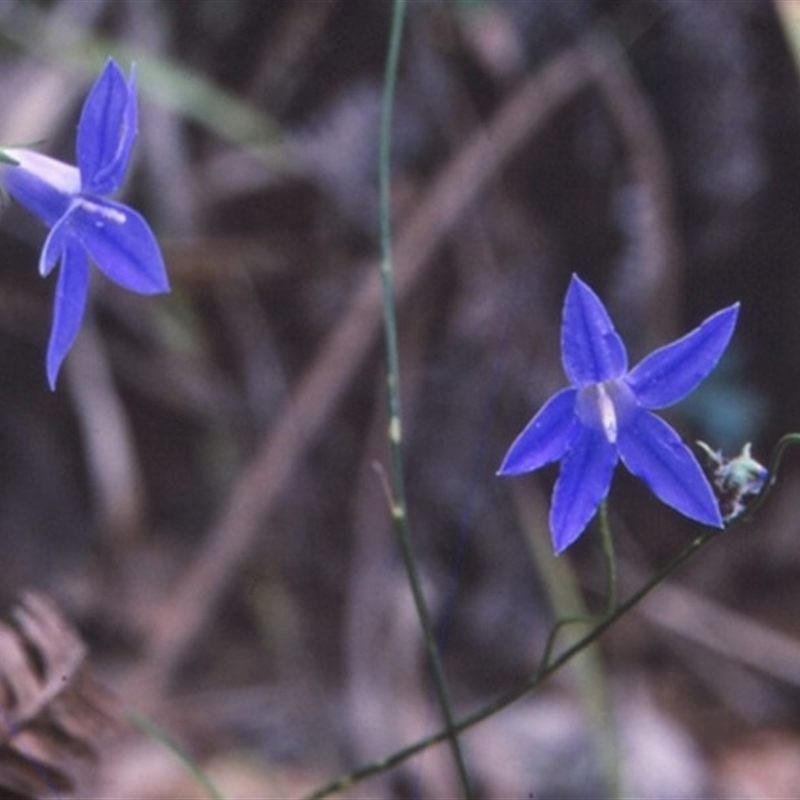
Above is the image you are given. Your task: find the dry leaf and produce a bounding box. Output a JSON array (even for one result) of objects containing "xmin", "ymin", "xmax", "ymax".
[{"xmin": 0, "ymin": 591, "xmax": 117, "ymax": 799}]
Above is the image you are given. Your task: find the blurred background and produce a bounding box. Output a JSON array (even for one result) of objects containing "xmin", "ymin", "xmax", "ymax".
[{"xmin": 0, "ymin": 0, "xmax": 799, "ymax": 797}]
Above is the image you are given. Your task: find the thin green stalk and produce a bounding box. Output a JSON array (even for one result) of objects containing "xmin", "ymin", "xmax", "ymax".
[
  {"xmin": 306, "ymin": 431, "xmax": 800, "ymax": 799},
  {"xmin": 521, "ymin": 494, "xmax": 620, "ymax": 798},
  {"xmin": 377, "ymin": 1, "xmax": 473, "ymax": 796},
  {"xmin": 582, "ymin": 500, "xmax": 621, "ymax": 799},
  {"xmin": 129, "ymin": 712, "xmax": 224, "ymax": 800},
  {"xmin": 307, "ymin": 524, "xmax": 722, "ymax": 800},
  {"xmin": 536, "ymin": 500, "xmax": 616, "ymax": 672},
  {"xmin": 743, "ymin": 433, "xmax": 800, "ymax": 519},
  {"xmin": 599, "ymin": 500, "xmax": 617, "ymax": 613}
]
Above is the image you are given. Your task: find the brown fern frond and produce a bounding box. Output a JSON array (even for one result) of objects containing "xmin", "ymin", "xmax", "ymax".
[{"xmin": 0, "ymin": 591, "xmax": 118, "ymax": 799}]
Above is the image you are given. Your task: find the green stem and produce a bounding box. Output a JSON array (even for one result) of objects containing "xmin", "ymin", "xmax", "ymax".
[
  {"xmin": 377, "ymin": 1, "xmax": 473, "ymax": 796},
  {"xmin": 599, "ymin": 500, "xmax": 617, "ymax": 613},
  {"xmin": 129, "ymin": 712, "xmax": 224, "ymax": 800},
  {"xmin": 522, "ymin": 494, "xmax": 620, "ymax": 797},
  {"xmin": 586, "ymin": 500, "xmax": 621, "ymax": 798},
  {"xmin": 538, "ymin": 614, "xmax": 594, "ymax": 676},
  {"xmin": 306, "ymin": 524, "xmax": 721, "ymax": 799},
  {"xmin": 743, "ymin": 433, "xmax": 800, "ymax": 519},
  {"xmin": 306, "ymin": 431, "xmax": 800, "ymax": 799},
  {"xmin": 537, "ymin": 500, "xmax": 616, "ymax": 672}
]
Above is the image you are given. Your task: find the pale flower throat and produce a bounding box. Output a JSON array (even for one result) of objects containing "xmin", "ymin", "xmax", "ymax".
[{"xmin": 576, "ymin": 379, "xmax": 637, "ymax": 444}]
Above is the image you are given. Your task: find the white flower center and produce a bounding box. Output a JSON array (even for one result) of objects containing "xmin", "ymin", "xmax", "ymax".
[
  {"xmin": 576, "ymin": 379, "xmax": 637, "ymax": 444},
  {"xmin": 596, "ymin": 383, "xmax": 617, "ymax": 443},
  {"xmin": 75, "ymin": 198, "xmax": 127, "ymax": 225}
]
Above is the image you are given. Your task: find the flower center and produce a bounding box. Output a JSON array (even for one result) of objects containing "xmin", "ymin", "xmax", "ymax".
[
  {"xmin": 576, "ymin": 379, "xmax": 637, "ymax": 444},
  {"xmin": 74, "ymin": 198, "xmax": 127, "ymax": 225}
]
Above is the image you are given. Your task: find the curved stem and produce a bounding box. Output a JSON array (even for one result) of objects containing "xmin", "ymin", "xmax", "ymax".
[
  {"xmin": 307, "ymin": 524, "xmax": 722, "ymax": 799},
  {"xmin": 537, "ymin": 614, "xmax": 595, "ymax": 677},
  {"xmin": 306, "ymin": 431, "xmax": 800, "ymax": 799},
  {"xmin": 538, "ymin": 500, "xmax": 616, "ymax": 673},
  {"xmin": 742, "ymin": 433, "xmax": 800, "ymax": 520},
  {"xmin": 376, "ymin": 1, "xmax": 473, "ymax": 796},
  {"xmin": 129, "ymin": 712, "xmax": 224, "ymax": 800}
]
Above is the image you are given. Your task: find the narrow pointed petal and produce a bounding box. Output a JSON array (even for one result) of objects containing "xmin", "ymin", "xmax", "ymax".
[
  {"xmin": 626, "ymin": 304, "xmax": 739, "ymax": 409},
  {"xmin": 70, "ymin": 198, "xmax": 169, "ymax": 294},
  {"xmin": 617, "ymin": 410, "xmax": 722, "ymax": 527},
  {"xmin": 498, "ymin": 388, "xmax": 578, "ymax": 475},
  {"xmin": 1, "ymin": 151, "xmax": 77, "ymax": 226},
  {"xmin": 550, "ymin": 428, "xmax": 617, "ymax": 554},
  {"xmin": 46, "ymin": 244, "xmax": 90, "ymax": 389},
  {"xmin": 562, "ymin": 274, "xmax": 628, "ymax": 385},
  {"xmin": 78, "ymin": 60, "xmax": 137, "ymax": 195}
]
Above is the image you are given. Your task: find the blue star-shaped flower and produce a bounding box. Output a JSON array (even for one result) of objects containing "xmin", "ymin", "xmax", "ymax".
[
  {"xmin": 1, "ymin": 59, "xmax": 169, "ymax": 388},
  {"xmin": 498, "ymin": 274, "xmax": 739, "ymax": 554}
]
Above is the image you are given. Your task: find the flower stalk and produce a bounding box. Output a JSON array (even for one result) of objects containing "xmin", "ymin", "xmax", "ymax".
[{"xmin": 377, "ymin": 1, "xmax": 472, "ymax": 796}]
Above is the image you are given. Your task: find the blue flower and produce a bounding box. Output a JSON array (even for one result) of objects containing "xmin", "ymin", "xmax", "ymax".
[
  {"xmin": 1, "ymin": 59, "xmax": 169, "ymax": 388},
  {"xmin": 498, "ymin": 274, "xmax": 739, "ymax": 554}
]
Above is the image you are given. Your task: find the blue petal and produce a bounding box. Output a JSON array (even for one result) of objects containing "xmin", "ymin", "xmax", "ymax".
[
  {"xmin": 1, "ymin": 151, "xmax": 76, "ymax": 227},
  {"xmin": 77, "ymin": 60, "xmax": 137, "ymax": 196},
  {"xmin": 69, "ymin": 198, "xmax": 169, "ymax": 294},
  {"xmin": 550, "ymin": 427, "xmax": 618, "ymax": 554},
  {"xmin": 561, "ymin": 275, "xmax": 628, "ymax": 386},
  {"xmin": 626, "ymin": 304, "xmax": 739, "ymax": 409},
  {"xmin": 40, "ymin": 216, "xmax": 70, "ymax": 277},
  {"xmin": 617, "ymin": 409, "xmax": 722, "ymax": 527},
  {"xmin": 46, "ymin": 242, "xmax": 90, "ymax": 389},
  {"xmin": 498, "ymin": 388, "xmax": 578, "ymax": 475}
]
